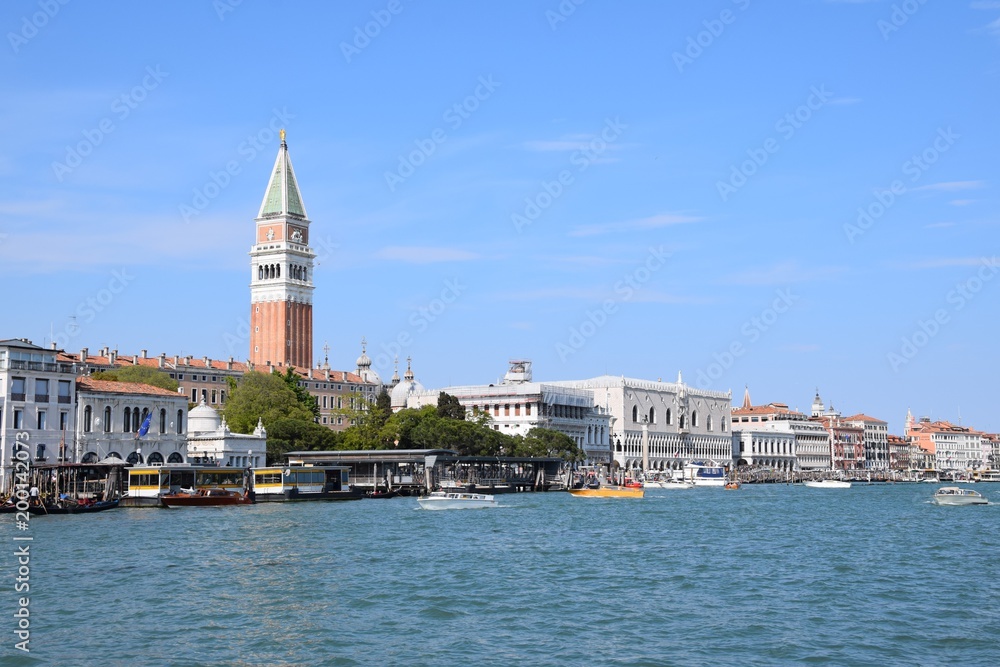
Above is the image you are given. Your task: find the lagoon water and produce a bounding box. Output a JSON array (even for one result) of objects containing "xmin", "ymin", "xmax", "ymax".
[{"xmin": 3, "ymin": 483, "xmax": 1000, "ymax": 666}]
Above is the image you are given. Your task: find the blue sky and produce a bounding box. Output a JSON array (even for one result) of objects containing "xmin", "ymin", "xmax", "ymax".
[{"xmin": 2, "ymin": 0, "xmax": 998, "ymax": 434}]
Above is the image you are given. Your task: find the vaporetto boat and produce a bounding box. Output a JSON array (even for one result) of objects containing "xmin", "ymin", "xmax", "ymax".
[{"xmin": 683, "ymin": 462, "xmax": 727, "ymax": 487}]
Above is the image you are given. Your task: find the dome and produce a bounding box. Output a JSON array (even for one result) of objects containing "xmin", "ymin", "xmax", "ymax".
[
  {"xmin": 390, "ymin": 378, "xmax": 425, "ymax": 409},
  {"xmin": 187, "ymin": 401, "xmax": 222, "ymax": 433},
  {"xmin": 356, "ymin": 337, "xmax": 381, "ymax": 385}
]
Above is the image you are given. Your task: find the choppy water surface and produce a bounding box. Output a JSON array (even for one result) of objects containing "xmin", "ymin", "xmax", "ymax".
[{"xmin": 2, "ymin": 483, "xmax": 999, "ymax": 666}]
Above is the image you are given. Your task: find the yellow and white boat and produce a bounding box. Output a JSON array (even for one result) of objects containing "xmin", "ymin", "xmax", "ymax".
[{"xmin": 568, "ymin": 485, "xmax": 644, "ymax": 499}]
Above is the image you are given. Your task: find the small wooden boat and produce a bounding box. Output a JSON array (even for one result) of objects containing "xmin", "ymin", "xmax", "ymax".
[
  {"xmin": 365, "ymin": 489, "xmax": 399, "ymax": 499},
  {"xmin": 160, "ymin": 488, "xmax": 253, "ymax": 507},
  {"xmin": 28, "ymin": 499, "xmax": 120, "ymax": 515}
]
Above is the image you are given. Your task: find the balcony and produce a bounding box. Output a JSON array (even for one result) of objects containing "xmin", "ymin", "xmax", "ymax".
[
  {"xmin": 34, "ymin": 394, "xmax": 49, "ymax": 403},
  {"xmin": 58, "ymin": 395, "xmax": 71, "ymax": 404},
  {"xmin": 0, "ymin": 359, "xmax": 77, "ymax": 374},
  {"xmin": 10, "ymin": 393, "xmax": 25, "ymax": 402}
]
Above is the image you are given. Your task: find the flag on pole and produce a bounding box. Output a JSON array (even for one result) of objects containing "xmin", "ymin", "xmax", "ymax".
[{"xmin": 136, "ymin": 412, "xmax": 152, "ymax": 439}]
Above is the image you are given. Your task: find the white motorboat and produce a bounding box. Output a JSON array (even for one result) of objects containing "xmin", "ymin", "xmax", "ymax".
[
  {"xmin": 417, "ymin": 491, "xmax": 497, "ymax": 510},
  {"xmin": 658, "ymin": 479, "xmax": 695, "ymax": 490},
  {"xmin": 932, "ymin": 487, "xmax": 988, "ymax": 506},
  {"xmin": 802, "ymin": 479, "xmax": 852, "ymax": 489},
  {"xmin": 684, "ymin": 462, "xmax": 727, "ymax": 487}
]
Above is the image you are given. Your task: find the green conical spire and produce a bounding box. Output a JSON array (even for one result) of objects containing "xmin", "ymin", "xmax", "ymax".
[{"xmin": 257, "ymin": 130, "xmax": 307, "ymax": 219}]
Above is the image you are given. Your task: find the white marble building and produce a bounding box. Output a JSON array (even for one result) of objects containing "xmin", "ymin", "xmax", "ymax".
[
  {"xmin": 406, "ymin": 361, "xmax": 613, "ymax": 463},
  {"xmin": 185, "ymin": 401, "xmax": 267, "ymax": 468},
  {"xmin": 550, "ymin": 373, "xmax": 733, "ymax": 472}
]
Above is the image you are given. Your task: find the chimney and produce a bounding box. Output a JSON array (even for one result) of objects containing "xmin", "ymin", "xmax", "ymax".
[
  {"xmin": 141, "ymin": 349, "xmax": 147, "ymax": 359},
  {"xmin": 109, "ymin": 350, "xmax": 117, "ymax": 364},
  {"xmin": 102, "ymin": 346, "xmax": 109, "ymax": 357},
  {"xmin": 158, "ymin": 353, "xmax": 165, "ymax": 369},
  {"xmin": 185, "ymin": 356, "xmax": 192, "ymax": 365},
  {"xmin": 50, "ymin": 342, "xmax": 57, "ymax": 350},
  {"xmin": 132, "ymin": 356, "xmax": 138, "ymax": 365},
  {"xmin": 174, "ymin": 355, "xmax": 179, "ymax": 365},
  {"xmin": 227, "ymin": 357, "xmax": 234, "ymax": 370},
  {"xmin": 204, "ymin": 356, "xmax": 211, "ymax": 368}
]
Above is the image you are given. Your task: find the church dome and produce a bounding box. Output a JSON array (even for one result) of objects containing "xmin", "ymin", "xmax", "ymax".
[
  {"xmin": 188, "ymin": 401, "xmax": 222, "ymax": 434},
  {"xmin": 355, "ymin": 337, "xmax": 380, "ymax": 385},
  {"xmin": 390, "ymin": 357, "xmax": 423, "ymax": 409}
]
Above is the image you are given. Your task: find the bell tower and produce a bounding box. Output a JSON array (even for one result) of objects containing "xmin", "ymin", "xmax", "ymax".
[{"xmin": 249, "ymin": 130, "xmax": 314, "ymax": 369}]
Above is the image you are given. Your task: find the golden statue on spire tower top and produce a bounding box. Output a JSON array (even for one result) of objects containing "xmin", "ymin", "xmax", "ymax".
[{"xmin": 280, "ymin": 128, "xmax": 286, "ymax": 142}]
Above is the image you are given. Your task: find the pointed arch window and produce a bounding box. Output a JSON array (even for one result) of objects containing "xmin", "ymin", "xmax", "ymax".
[
  {"xmin": 84, "ymin": 405, "xmax": 92, "ymax": 433},
  {"xmin": 648, "ymin": 407, "xmax": 655, "ymax": 424},
  {"xmin": 176, "ymin": 409, "xmax": 184, "ymax": 434},
  {"xmin": 159, "ymin": 408, "xmax": 167, "ymax": 434},
  {"xmin": 691, "ymin": 411, "xmax": 698, "ymax": 428},
  {"xmin": 666, "ymin": 408, "xmax": 672, "ymax": 425},
  {"xmin": 123, "ymin": 407, "xmax": 131, "ymax": 432},
  {"xmin": 104, "ymin": 406, "xmax": 112, "ymax": 433},
  {"xmin": 632, "ymin": 405, "xmax": 638, "ymax": 422}
]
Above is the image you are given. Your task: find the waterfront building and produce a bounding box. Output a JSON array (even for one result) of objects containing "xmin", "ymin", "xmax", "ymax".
[
  {"xmin": 983, "ymin": 433, "xmax": 1000, "ymax": 472},
  {"xmin": 0, "ymin": 339, "xmax": 81, "ymax": 492},
  {"xmin": 731, "ymin": 389, "xmax": 830, "ymax": 470},
  {"xmin": 815, "ymin": 414, "xmax": 864, "ymax": 471},
  {"xmin": 185, "ymin": 401, "xmax": 266, "ymax": 468},
  {"xmin": 249, "ymin": 130, "xmax": 315, "ymax": 369},
  {"xmin": 406, "ymin": 361, "xmax": 612, "ymax": 464},
  {"xmin": 843, "ymin": 414, "xmax": 889, "ymax": 471},
  {"xmin": 906, "ymin": 413, "xmax": 985, "ymax": 473},
  {"xmin": 75, "ymin": 377, "xmax": 189, "ymax": 465},
  {"xmin": 59, "ymin": 343, "xmax": 379, "ymax": 433},
  {"xmin": 732, "ymin": 428, "xmax": 797, "ymax": 471},
  {"xmin": 886, "ymin": 434, "xmax": 912, "ymax": 472},
  {"xmin": 550, "ymin": 372, "xmax": 731, "ymax": 472}
]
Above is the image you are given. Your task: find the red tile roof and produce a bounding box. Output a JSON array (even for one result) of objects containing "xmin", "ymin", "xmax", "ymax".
[{"xmin": 76, "ymin": 377, "xmax": 182, "ymax": 398}]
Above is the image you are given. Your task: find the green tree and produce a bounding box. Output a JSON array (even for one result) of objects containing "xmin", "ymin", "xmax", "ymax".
[
  {"xmin": 516, "ymin": 428, "xmax": 584, "ymax": 462},
  {"xmin": 222, "ymin": 371, "xmax": 314, "ymax": 434},
  {"xmin": 276, "ymin": 367, "xmax": 319, "ymax": 419},
  {"xmin": 374, "ymin": 388, "xmax": 391, "ymax": 414},
  {"xmin": 436, "ymin": 391, "xmax": 466, "ymax": 420},
  {"xmin": 265, "ymin": 417, "xmax": 342, "ymax": 462},
  {"xmin": 91, "ymin": 366, "xmax": 178, "ymax": 392}
]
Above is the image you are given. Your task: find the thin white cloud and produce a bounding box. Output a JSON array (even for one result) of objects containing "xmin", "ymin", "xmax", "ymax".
[
  {"xmin": 570, "ymin": 213, "xmax": 703, "ymax": 237},
  {"xmin": 892, "ymin": 256, "xmax": 998, "ymax": 270},
  {"xmin": 949, "ymin": 199, "xmax": 976, "ymax": 206},
  {"xmin": 913, "ymin": 180, "xmax": 986, "ymax": 192},
  {"xmin": 721, "ymin": 261, "xmax": 846, "ymax": 286},
  {"xmin": 373, "ymin": 246, "xmax": 480, "ymax": 263},
  {"xmin": 924, "ymin": 221, "xmax": 956, "ymax": 228}
]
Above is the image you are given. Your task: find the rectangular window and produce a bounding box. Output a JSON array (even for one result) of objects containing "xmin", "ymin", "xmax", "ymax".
[
  {"xmin": 191, "ymin": 388, "xmax": 197, "ymax": 402},
  {"xmin": 60, "ymin": 411, "xmax": 68, "ymax": 431},
  {"xmin": 322, "ymin": 396, "xmax": 328, "ymax": 408},
  {"xmin": 14, "ymin": 410, "xmax": 23, "ymax": 429},
  {"xmin": 35, "ymin": 378, "xmax": 49, "ymax": 402},
  {"xmin": 37, "ymin": 410, "xmax": 46, "ymax": 430},
  {"xmin": 337, "ymin": 417, "xmax": 343, "ymax": 425},
  {"xmin": 177, "ymin": 374, "xmax": 184, "ymax": 380},
  {"xmin": 212, "ymin": 376, "xmax": 217, "ymax": 382},
  {"xmin": 58, "ymin": 380, "xmax": 71, "ymax": 403},
  {"xmin": 11, "ymin": 377, "xmax": 26, "ymax": 401},
  {"xmin": 211, "ymin": 390, "xmax": 217, "ymax": 404}
]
